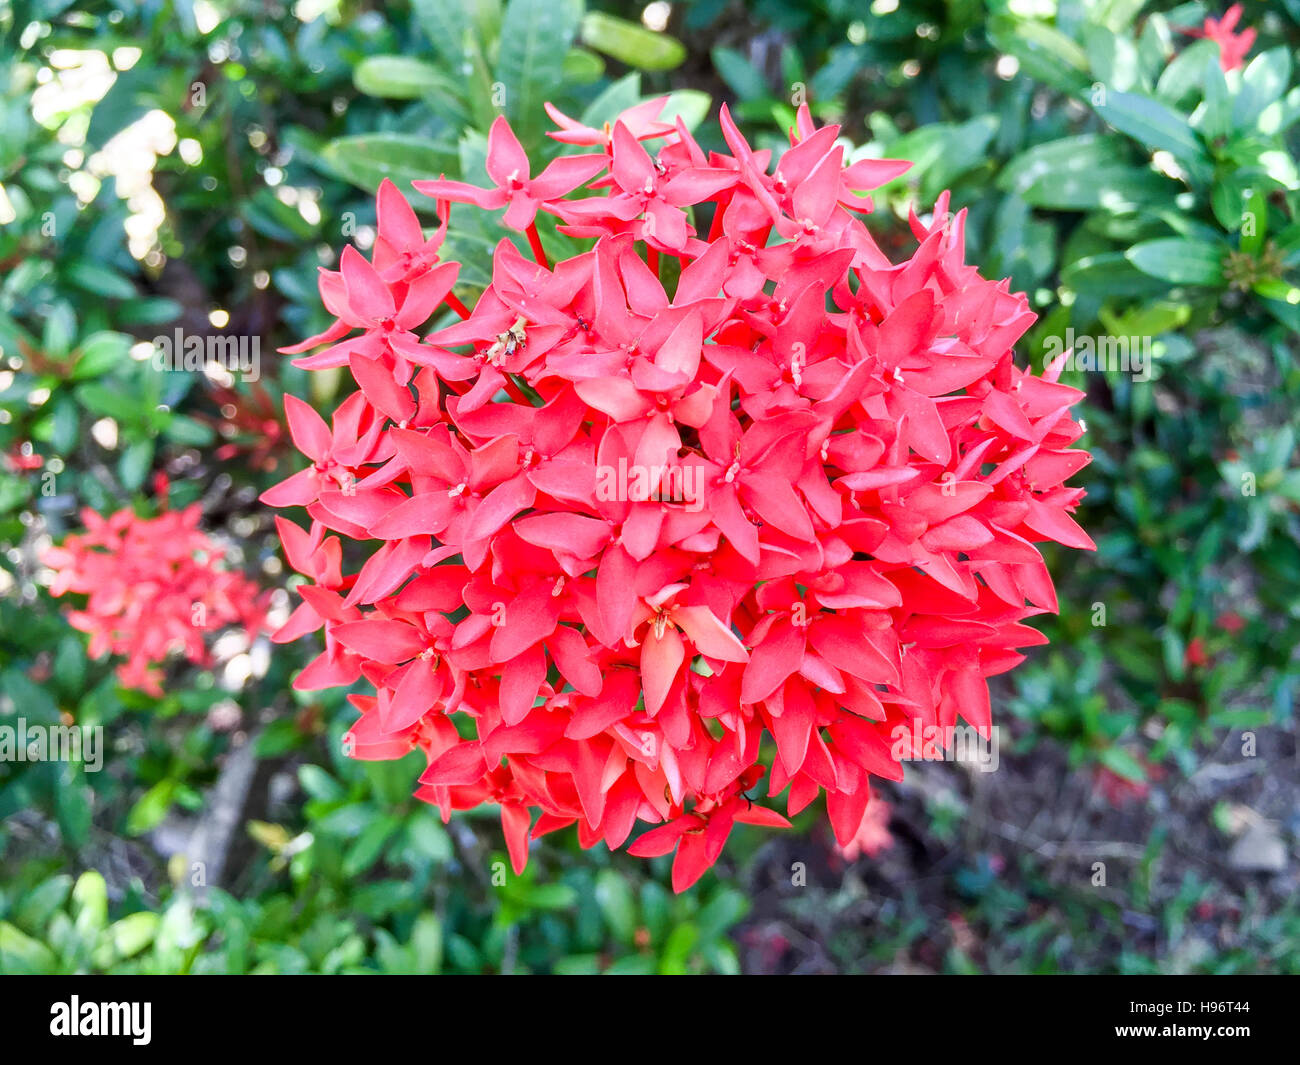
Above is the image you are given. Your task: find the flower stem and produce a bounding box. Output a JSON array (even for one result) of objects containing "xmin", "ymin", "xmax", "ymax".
[
  {"xmin": 502, "ymin": 374, "xmax": 530, "ymax": 405},
  {"xmin": 526, "ymin": 222, "xmax": 549, "ymax": 269},
  {"xmin": 445, "ymin": 293, "xmax": 472, "ymax": 320}
]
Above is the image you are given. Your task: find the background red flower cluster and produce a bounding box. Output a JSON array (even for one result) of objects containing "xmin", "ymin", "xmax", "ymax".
[
  {"xmin": 267, "ymin": 101, "xmax": 1093, "ymax": 891},
  {"xmin": 43, "ymin": 495, "xmax": 267, "ymax": 697}
]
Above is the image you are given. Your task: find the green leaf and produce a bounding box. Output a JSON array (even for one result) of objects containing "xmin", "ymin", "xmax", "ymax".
[
  {"xmin": 1198, "ymin": 55, "xmax": 1233, "ymax": 141},
  {"xmin": 1240, "ymin": 186, "xmax": 1267, "ymax": 255},
  {"xmin": 117, "ymin": 438, "xmax": 154, "ymax": 492},
  {"xmin": 1099, "ymin": 746, "xmax": 1147, "ymax": 783},
  {"xmin": 241, "ymin": 188, "xmax": 316, "ymax": 242},
  {"xmin": 578, "ymin": 73, "xmax": 642, "ymax": 131},
  {"xmin": 320, "ymin": 135, "xmax": 458, "ymax": 205},
  {"xmin": 298, "ymin": 764, "xmax": 345, "ymax": 803},
  {"xmin": 72, "ymin": 330, "xmax": 130, "ymax": 380},
  {"xmin": 1211, "ymin": 176, "xmax": 1248, "ymax": 231},
  {"xmin": 554, "ymin": 953, "xmax": 603, "ymax": 974},
  {"xmin": 1000, "ymin": 133, "xmax": 1172, "ymax": 210},
  {"xmin": 512, "ymin": 881, "xmax": 578, "ymax": 910},
  {"xmin": 595, "ymin": 869, "xmax": 637, "ymax": 943},
  {"xmin": 64, "ymin": 259, "xmax": 136, "ymax": 300},
  {"xmin": 13, "ymin": 876, "xmax": 72, "ymax": 935},
  {"xmin": 497, "ymin": 0, "xmax": 583, "ymax": 149},
  {"xmin": 657, "ymin": 922, "xmax": 699, "ymax": 975},
  {"xmin": 105, "ymin": 911, "xmax": 159, "ymax": 960},
  {"xmin": 85, "ymin": 65, "xmax": 156, "ymax": 147},
  {"xmin": 987, "ymin": 15, "xmax": 1089, "ymax": 96},
  {"xmin": 72, "ymin": 871, "xmax": 108, "ymax": 937},
  {"xmin": 1162, "ymin": 628, "xmax": 1187, "ymax": 682},
  {"xmin": 353, "ymin": 56, "xmax": 443, "ymax": 100},
  {"xmin": 75, "ymin": 381, "xmax": 139, "ymax": 421},
  {"xmin": 660, "ymin": 90, "xmax": 711, "ymax": 132},
  {"xmin": 162, "ymin": 414, "xmax": 214, "ymax": 447},
  {"xmin": 411, "ymin": 0, "xmax": 478, "ymax": 68},
  {"xmin": 1063, "ymin": 252, "xmax": 1171, "ymax": 299},
  {"xmin": 42, "ymin": 302, "xmax": 76, "ymax": 360},
  {"xmin": 605, "ymin": 953, "xmax": 656, "ymax": 974},
  {"xmin": 887, "ymin": 116, "xmax": 998, "ymax": 202},
  {"xmin": 581, "ymin": 12, "xmax": 686, "ymax": 72},
  {"xmin": 1098, "ymin": 300, "xmax": 1191, "ymax": 339},
  {"xmin": 810, "ymin": 44, "xmax": 865, "ymax": 102},
  {"xmin": 1091, "ymin": 0, "xmax": 1147, "ymax": 33},
  {"xmin": 409, "ymin": 912, "xmax": 443, "ymax": 974},
  {"xmin": 561, "ymin": 48, "xmax": 605, "ymax": 85},
  {"xmin": 116, "ymin": 297, "xmax": 182, "ymax": 327},
  {"xmin": 1253, "ymin": 279, "xmax": 1300, "ymax": 304},
  {"xmin": 1258, "ymin": 149, "xmax": 1300, "ymax": 191},
  {"xmin": 1030, "ymin": 165, "xmax": 1172, "ymax": 210},
  {"xmin": 1094, "ymin": 91, "xmax": 1205, "ymax": 164},
  {"xmin": 0, "ymin": 921, "xmax": 58, "ymax": 974},
  {"xmin": 1274, "ymin": 221, "xmax": 1300, "ymax": 266},
  {"xmin": 1126, "ymin": 238, "xmax": 1225, "ymax": 286},
  {"xmin": 342, "ymin": 816, "xmax": 402, "ymax": 877},
  {"xmin": 38, "ymin": 397, "xmax": 79, "ymax": 454},
  {"xmin": 0, "ymin": 474, "xmax": 28, "ymax": 515},
  {"xmin": 56, "ymin": 768, "xmax": 93, "ymax": 848},
  {"xmin": 156, "ymin": 897, "xmax": 204, "ymax": 956},
  {"xmin": 711, "ymin": 46, "xmax": 769, "ymax": 101},
  {"xmin": 254, "ymin": 718, "xmax": 303, "ymax": 758},
  {"xmin": 1083, "ymin": 24, "xmax": 1139, "ymax": 94},
  {"xmin": 1258, "ymin": 85, "xmax": 1300, "ymax": 136},
  {"xmin": 1155, "ymin": 38, "xmax": 1219, "ymax": 105},
  {"xmin": 1135, "ymin": 12, "xmax": 1173, "ymax": 87},
  {"xmin": 1233, "ymin": 47, "xmax": 1291, "ymax": 130},
  {"xmin": 695, "ymin": 889, "xmax": 749, "ymax": 941},
  {"xmin": 125, "ymin": 779, "xmax": 177, "ymax": 836}
]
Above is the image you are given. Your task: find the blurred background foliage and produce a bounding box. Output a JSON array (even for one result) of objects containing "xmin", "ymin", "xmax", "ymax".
[{"xmin": 1, "ymin": 0, "xmax": 1298, "ymax": 973}]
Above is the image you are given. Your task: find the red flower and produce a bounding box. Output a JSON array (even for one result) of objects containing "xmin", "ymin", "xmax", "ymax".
[
  {"xmin": 413, "ymin": 116, "xmax": 606, "ymax": 232},
  {"xmin": 1178, "ymin": 4, "xmax": 1256, "ymax": 72},
  {"xmin": 836, "ymin": 788, "xmax": 894, "ymax": 861},
  {"xmin": 3, "ymin": 443, "xmax": 43, "ymax": 472},
  {"xmin": 1092, "ymin": 759, "xmax": 1162, "ymax": 808},
  {"xmin": 1216, "ymin": 611, "xmax": 1245, "ymax": 634},
  {"xmin": 268, "ymin": 102, "xmax": 1093, "ymax": 890},
  {"xmin": 43, "ymin": 503, "xmax": 267, "ymax": 695}
]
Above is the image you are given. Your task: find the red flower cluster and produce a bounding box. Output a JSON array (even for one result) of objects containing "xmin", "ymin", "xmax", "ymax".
[
  {"xmin": 44, "ymin": 502, "xmax": 267, "ymax": 696},
  {"xmin": 1179, "ymin": 4, "xmax": 1256, "ymax": 72},
  {"xmin": 266, "ymin": 102, "xmax": 1093, "ymax": 891}
]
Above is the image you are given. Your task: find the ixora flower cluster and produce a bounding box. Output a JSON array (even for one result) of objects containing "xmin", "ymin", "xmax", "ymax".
[
  {"xmin": 1177, "ymin": 3, "xmax": 1255, "ymax": 72},
  {"xmin": 44, "ymin": 494, "xmax": 267, "ymax": 696},
  {"xmin": 265, "ymin": 101, "xmax": 1094, "ymax": 891}
]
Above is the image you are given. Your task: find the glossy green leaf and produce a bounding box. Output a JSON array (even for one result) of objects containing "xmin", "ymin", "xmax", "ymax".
[
  {"xmin": 581, "ymin": 12, "xmax": 686, "ymax": 72},
  {"xmin": 321, "ymin": 134, "xmax": 458, "ymax": 205},
  {"xmin": 1094, "ymin": 90, "xmax": 1204, "ymax": 163},
  {"xmin": 497, "ymin": 0, "xmax": 583, "ymax": 148},
  {"xmin": 1126, "ymin": 238, "xmax": 1225, "ymax": 286}
]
